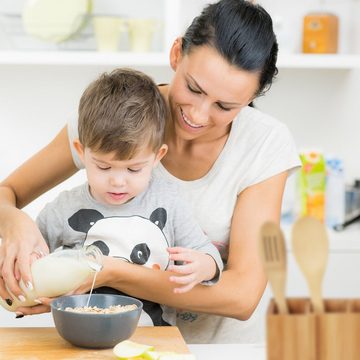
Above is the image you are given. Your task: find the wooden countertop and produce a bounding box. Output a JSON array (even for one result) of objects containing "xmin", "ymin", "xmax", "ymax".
[{"xmin": 0, "ymin": 326, "xmax": 189, "ymax": 359}]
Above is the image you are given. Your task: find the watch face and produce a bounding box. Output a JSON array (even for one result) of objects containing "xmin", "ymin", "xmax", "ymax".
[{"xmin": 22, "ymin": 0, "xmax": 91, "ymax": 43}]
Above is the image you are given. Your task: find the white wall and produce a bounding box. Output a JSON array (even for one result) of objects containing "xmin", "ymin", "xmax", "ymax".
[
  {"xmin": 256, "ymin": 68, "xmax": 360, "ymax": 182},
  {"xmin": 0, "ymin": 65, "xmax": 172, "ymax": 219}
]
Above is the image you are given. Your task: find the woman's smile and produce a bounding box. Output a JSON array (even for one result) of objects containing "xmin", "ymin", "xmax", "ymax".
[{"xmin": 179, "ymin": 107, "xmax": 207, "ymax": 131}]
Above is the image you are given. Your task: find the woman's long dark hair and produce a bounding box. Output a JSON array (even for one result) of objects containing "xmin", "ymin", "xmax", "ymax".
[{"xmin": 181, "ymin": 0, "xmax": 278, "ymax": 97}]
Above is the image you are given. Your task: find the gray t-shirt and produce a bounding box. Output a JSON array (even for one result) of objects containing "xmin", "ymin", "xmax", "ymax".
[{"xmin": 36, "ymin": 175, "xmax": 223, "ymax": 326}]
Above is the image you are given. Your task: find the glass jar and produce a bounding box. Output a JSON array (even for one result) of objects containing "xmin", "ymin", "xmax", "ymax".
[{"xmin": 0, "ymin": 245, "xmax": 103, "ymax": 312}]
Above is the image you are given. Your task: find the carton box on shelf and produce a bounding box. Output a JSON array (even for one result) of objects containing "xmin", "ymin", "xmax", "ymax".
[{"xmin": 297, "ymin": 151, "xmax": 326, "ymax": 223}]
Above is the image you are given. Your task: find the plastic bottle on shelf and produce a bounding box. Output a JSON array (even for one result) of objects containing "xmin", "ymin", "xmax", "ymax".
[
  {"xmin": 0, "ymin": 245, "xmax": 103, "ymax": 312},
  {"xmin": 325, "ymin": 157, "xmax": 345, "ymax": 228}
]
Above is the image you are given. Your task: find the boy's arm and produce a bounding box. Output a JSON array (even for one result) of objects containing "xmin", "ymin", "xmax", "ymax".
[{"xmin": 169, "ymin": 195, "xmax": 224, "ymax": 292}]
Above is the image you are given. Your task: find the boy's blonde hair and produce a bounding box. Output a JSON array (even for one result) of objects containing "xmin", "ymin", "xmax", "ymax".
[{"xmin": 78, "ymin": 68, "xmax": 167, "ymax": 159}]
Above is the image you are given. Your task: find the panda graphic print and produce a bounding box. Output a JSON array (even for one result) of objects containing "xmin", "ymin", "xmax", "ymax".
[
  {"xmin": 36, "ymin": 176, "xmax": 223, "ymax": 327},
  {"xmin": 68, "ymin": 207, "xmax": 170, "ymax": 326},
  {"xmin": 68, "ymin": 208, "xmax": 169, "ymax": 271}
]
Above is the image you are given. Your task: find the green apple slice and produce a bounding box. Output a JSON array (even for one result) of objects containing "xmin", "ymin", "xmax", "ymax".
[{"xmin": 113, "ymin": 340, "xmax": 154, "ymax": 359}]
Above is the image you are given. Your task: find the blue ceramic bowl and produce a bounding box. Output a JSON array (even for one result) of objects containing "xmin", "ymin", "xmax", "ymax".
[{"xmin": 51, "ymin": 294, "xmax": 142, "ymax": 349}]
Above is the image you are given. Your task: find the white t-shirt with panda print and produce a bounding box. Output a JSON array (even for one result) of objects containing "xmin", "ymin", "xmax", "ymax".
[{"xmin": 67, "ymin": 105, "xmax": 301, "ymax": 343}]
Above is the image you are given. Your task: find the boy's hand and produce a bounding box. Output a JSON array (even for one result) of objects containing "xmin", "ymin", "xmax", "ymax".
[{"xmin": 167, "ymin": 247, "xmax": 217, "ymax": 294}]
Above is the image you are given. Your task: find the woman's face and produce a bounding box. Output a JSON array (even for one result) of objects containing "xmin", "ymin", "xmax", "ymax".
[{"xmin": 168, "ymin": 43, "xmax": 260, "ymax": 141}]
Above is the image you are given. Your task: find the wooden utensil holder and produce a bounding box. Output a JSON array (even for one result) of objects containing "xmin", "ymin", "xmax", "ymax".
[{"xmin": 266, "ymin": 298, "xmax": 356, "ymax": 360}]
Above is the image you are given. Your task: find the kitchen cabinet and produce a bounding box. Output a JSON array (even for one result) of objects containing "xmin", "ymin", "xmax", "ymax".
[
  {"xmin": 284, "ymin": 224, "xmax": 360, "ymax": 298},
  {"xmin": 287, "ymin": 251, "xmax": 360, "ymax": 298},
  {"xmin": 254, "ymin": 223, "xmax": 360, "ymax": 344}
]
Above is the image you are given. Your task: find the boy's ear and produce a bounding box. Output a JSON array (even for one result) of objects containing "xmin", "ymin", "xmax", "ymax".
[
  {"xmin": 169, "ymin": 37, "xmax": 183, "ymax": 71},
  {"xmin": 73, "ymin": 139, "xmax": 85, "ymax": 162},
  {"xmin": 154, "ymin": 144, "xmax": 168, "ymax": 166}
]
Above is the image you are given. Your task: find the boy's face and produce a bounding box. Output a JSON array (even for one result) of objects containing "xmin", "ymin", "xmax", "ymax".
[{"xmin": 74, "ymin": 142, "xmax": 167, "ymax": 206}]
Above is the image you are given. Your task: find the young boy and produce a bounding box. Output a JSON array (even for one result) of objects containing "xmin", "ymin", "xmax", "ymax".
[{"xmin": 36, "ymin": 68, "xmax": 223, "ymax": 326}]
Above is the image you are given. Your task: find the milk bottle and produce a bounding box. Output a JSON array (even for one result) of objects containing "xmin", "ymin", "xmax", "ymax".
[{"xmin": 0, "ymin": 245, "xmax": 103, "ymax": 312}]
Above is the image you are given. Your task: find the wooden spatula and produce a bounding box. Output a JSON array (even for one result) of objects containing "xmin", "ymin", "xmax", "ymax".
[
  {"xmin": 292, "ymin": 216, "xmax": 329, "ymax": 313},
  {"xmin": 259, "ymin": 221, "xmax": 288, "ymax": 314}
]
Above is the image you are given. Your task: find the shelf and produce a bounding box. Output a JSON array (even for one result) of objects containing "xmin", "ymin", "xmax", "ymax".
[
  {"xmin": 0, "ymin": 50, "xmax": 169, "ymax": 66},
  {"xmin": 277, "ymin": 53, "xmax": 360, "ymax": 69},
  {"xmin": 1, "ymin": 51, "xmax": 360, "ymax": 69}
]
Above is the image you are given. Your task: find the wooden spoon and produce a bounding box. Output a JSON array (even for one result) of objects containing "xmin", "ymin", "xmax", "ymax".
[
  {"xmin": 259, "ymin": 221, "xmax": 288, "ymax": 314},
  {"xmin": 292, "ymin": 216, "xmax": 329, "ymax": 313}
]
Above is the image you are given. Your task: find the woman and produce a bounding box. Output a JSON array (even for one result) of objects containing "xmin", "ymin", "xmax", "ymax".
[{"xmin": 0, "ymin": 0, "xmax": 300, "ymax": 343}]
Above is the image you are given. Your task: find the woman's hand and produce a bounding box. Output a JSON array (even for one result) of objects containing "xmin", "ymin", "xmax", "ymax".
[
  {"xmin": 167, "ymin": 247, "xmax": 217, "ymax": 294},
  {"xmin": 12, "ymin": 257, "xmax": 114, "ymax": 317},
  {"xmin": 0, "ymin": 126, "xmax": 77, "ymax": 305},
  {"xmin": 0, "ymin": 208, "xmax": 49, "ymax": 303},
  {"xmin": 14, "ymin": 297, "xmax": 53, "ymax": 316},
  {"xmin": 11, "ymin": 261, "xmax": 112, "ymax": 317}
]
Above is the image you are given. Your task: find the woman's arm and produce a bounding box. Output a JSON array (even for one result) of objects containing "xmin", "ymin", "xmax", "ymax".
[
  {"xmin": 16, "ymin": 171, "xmax": 288, "ymax": 317},
  {"xmin": 99, "ymin": 171, "xmax": 288, "ymax": 320},
  {"xmin": 0, "ymin": 126, "xmax": 78, "ymax": 300}
]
